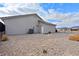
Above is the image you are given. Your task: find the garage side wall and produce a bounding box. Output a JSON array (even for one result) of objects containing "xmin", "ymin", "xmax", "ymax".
[
  {"xmin": 4, "ymin": 15, "xmax": 39, "ymax": 35},
  {"xmin": 40, "ymin": 22, "xmax": 56, "ymax": 34}
]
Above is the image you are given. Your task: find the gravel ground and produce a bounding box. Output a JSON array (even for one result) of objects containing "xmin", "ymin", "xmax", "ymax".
[{"xmin": 0, "ymin": 31, "xmax": 79, "ymax": 56}]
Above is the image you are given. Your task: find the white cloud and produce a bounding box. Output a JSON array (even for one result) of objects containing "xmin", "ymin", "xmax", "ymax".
[
  {"xmin": 45, "ymin": 8, "xmax": 79, "ymax": 27},
  {"xmin": 0, "ymin": 3, "xmax": 38, "ymax": 16},
  {"xmin": 0, "ymin": 3, "xmax": 79, "ymax": 27}
]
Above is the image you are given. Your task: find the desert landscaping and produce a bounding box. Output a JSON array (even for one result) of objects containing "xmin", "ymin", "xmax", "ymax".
[{"xmin": 0, "ymin": 31, "xmax": 79, "ymax": 56}]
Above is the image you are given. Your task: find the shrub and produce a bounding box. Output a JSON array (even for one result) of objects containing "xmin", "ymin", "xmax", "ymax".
[
  {"xmin": 48, "ymin": 32, "xmax": 51, "ymax": 34},
  {"xmin": 1, "ymin": 34, "xmax": 8, "ymax": 41},
  {"xmin": 27, "ymin": 29, "xmax": 34, "ymax": 34},
  {"xmin": 43, "ymin": 49, "xmax": 47, "ymax": 54},
  {"xmin": 69, "ymin": 34, "xmax": 79, "ymax": 41}
]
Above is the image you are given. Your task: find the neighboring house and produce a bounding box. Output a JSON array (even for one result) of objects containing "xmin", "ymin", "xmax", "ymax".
[
  {"xmin": 1, "ymin": 14, "xmax": 56, "ymax": 35},
  {"xmin": 57, "ymin": 27, "xmax": 71, "ymax": 32},
  {"xmin": 71, "ymin": 26, "xmax": 79, "ymax": 31}
]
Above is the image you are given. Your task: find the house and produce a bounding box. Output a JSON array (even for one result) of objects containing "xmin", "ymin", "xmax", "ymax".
[
  {"xmin": 1, "ymin": 14, "xmax": 56, "ymax": 35},
  {"xmin": 57, "ymin": 27, "xmax": 71, "ymax": 32},
  {"xmin": 71, "ymin": 26, "xmax": 79, "ymax": 31}
]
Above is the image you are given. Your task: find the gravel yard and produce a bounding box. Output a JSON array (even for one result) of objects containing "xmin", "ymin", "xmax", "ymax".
[{"xmin": 0, "ymin": 32, "xmax": 79, "ymax": 56}]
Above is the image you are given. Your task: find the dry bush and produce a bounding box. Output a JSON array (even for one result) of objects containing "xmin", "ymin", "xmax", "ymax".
[
  {"xmin": 1, "ymin": 34, "xmax": 8, "ymax": 41},
  {"xmin": 69, "ymin": 34, "xmax": 79, "ymax": 41},
  {"xmin": 43, "ymin": 49, "xmax": 47, "ymax": 54}
]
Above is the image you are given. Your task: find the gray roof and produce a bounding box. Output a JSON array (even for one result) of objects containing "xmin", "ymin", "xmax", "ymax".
[{"xmin": 1, "ymin": 13, "xmax": 56, "ymax": 26}]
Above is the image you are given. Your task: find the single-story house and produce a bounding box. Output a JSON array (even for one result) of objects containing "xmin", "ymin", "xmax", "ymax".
[
  {"xmin": 71, "ymin": 26, "xmax": 79, "ymax": 31},
  {"xmin": 1, "ymin": 14, "xmax": 56, "ymax": 35}
]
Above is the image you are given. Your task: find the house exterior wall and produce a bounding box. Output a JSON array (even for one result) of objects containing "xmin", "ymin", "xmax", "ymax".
[
  {"xmin": 4, "ymin": 15, "xmax": 39, "ymax": 35},
  {"xmin": 3, "ymin": 14, "xmax": 56, "ymax": 35},
  {"xmin": 39, "ymin": 22, "xmax": 56, "ymax": 34}
]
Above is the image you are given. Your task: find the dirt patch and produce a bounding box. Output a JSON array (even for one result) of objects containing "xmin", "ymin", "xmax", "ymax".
[{"xmin": 0, "ymin": 32, "xmax": 79, "ymax": 56}]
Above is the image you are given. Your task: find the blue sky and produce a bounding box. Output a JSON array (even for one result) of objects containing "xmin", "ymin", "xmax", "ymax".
[
  {"xmin": 0, "ymin": 3, "xmax": 5, "ymax": 7},
  {"xmin": 40, "ymin": 3, "xmax": 79, "ymax": 13},
  {"xmin": 0, "ymin": 3, "xmax": 79, "ymax": 28}
]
